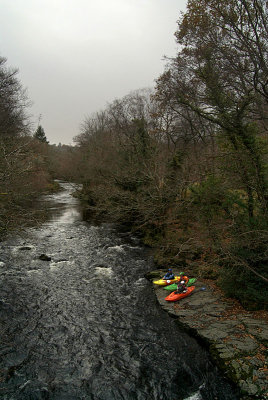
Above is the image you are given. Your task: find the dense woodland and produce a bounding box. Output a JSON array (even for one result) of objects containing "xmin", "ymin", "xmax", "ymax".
[{"xmin": 1, "ymin": 0, "xmax": 267, "ymax": 310}]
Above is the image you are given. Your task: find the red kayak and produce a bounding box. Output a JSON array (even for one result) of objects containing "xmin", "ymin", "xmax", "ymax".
[{"xmin": 165, "ymin": 286, "xmax": 195, "ymax": 302}]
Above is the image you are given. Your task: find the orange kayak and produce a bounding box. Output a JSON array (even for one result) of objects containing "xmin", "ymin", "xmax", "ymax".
[{"xmin": 165, "ymin": 286, "xmax": 195, "ymax": 301}]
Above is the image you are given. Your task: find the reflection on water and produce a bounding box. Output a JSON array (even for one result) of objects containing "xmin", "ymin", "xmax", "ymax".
[
  {"xmin": 0, "ymin": 182, "xmax": 239, "ymax": 400},
  {"xmin": 49, "ymin": 206, "xmax": 82, "ymax": 224},
  {"xmin": 39, "ymin": 182, "xmax": 83, "ymax": 225}
]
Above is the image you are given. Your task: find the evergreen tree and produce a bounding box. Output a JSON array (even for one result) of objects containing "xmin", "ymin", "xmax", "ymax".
[{"xmin": 34, "ymin": 125, "xmax": 49, "ymax": 143}]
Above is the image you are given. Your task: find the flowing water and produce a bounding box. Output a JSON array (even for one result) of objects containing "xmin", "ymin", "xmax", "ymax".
[{"xmin": 0, "ymin": 182, "xmax": 239, "ymax": 400}]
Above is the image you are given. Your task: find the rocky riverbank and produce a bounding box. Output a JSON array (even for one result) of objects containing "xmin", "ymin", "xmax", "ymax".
[{"xmin": 145, "ymin": 269, "xmax": 268, "ymax": 400}]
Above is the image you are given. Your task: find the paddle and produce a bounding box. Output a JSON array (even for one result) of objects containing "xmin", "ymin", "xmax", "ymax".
[{"xmin": 191, "ymin": 286, "xmax": 206, "ymax": 295}]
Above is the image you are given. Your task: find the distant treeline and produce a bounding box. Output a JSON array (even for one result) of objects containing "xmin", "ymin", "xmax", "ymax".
[
  {"xmin": 74, "ymin": 0, "xmax": 268, "ymax": 310},
  {"xmin": 0, "ymin": 56, "xmax": 81, "ymax": 236}
]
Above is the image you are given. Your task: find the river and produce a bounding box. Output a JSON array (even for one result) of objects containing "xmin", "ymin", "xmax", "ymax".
[{"xmin": 0, "ymin": 182, "xmax": 239, "ymax": 400}]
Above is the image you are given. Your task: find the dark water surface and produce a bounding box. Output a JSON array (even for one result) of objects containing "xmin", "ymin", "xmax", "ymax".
[{"xmin": 0, "ymin": 182, "xmax": 238, "ymax": 400}]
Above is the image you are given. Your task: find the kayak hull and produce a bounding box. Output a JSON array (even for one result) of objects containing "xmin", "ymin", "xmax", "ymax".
[
  {"xmin": 165, "ymin": 286, "xmax": 195, "ymax": 301},
  {"xmin": 153, "ymin": 276, "xmax": 181, "ymax": 286},
  {"xmin": 164, "ymin": 278, "xmax": 196, "ymax": 291}
]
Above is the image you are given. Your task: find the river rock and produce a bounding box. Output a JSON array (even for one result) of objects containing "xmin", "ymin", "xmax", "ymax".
[
  {"xmin": 147, "ymin": 268, "xmax": 268, "ymax": 400},
  {"xmin": 239, "ymin": 317, "xmax": 268, "ymax": 345},
  {"xmin": 39, "ymin": 254, "xmax": 51, "ymax": 261},
  {"xmin": 227, "ymin": 336, "xmax": 259, "ymax": 354},
  {"xmin": 239, "ymin": 380, "xmax": 259, "ymax": 396},
  {"xmin": 199, "ymin": 324, "xmax": 231, "ymax": 341},
  {"xmin": 144, "ymin": 270, "xmax": 162, "ymax": 280}
]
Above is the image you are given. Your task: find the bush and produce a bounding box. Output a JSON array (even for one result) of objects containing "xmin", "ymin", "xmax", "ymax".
[{"xmin": 219, "ymin": 229, "xmax": 268, "ymax": 310}]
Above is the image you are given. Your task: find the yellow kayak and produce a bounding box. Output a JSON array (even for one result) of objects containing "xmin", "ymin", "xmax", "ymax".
[{"xmin": 153, "ymin": 276, "xmax": 181, "ymax": 286}]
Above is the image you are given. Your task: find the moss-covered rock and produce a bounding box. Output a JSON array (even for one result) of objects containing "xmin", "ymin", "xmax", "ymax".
[{"xmin": 144, "ymin": 270, "xmax": 162, "ymax": 280}]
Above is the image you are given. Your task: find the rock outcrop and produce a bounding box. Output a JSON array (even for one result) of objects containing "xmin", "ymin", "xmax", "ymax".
[{"xmin": 145, "ymin": 269, "xmax": 268, "ymax": 400}]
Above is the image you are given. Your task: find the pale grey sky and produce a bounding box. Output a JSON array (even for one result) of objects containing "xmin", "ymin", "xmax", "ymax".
[{"xmin": 0, "ymin": 0, "xmax": 187, "ymax": 144}]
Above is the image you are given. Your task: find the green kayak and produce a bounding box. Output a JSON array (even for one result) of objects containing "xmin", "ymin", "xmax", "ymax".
[{"xmin": 163, "ymin": 277, "xmax": 197, "ymax": 291}]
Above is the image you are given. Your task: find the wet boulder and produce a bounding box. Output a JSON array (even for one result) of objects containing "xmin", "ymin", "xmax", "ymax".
[{"xmin": 39, "ymin": 254, "xmax": 51, "ymax": 261}]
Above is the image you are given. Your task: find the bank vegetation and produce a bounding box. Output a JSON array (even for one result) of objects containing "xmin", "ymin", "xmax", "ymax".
[{"xmin": 75, "ymin": 0, "xmax": 268, "ymax": 310}]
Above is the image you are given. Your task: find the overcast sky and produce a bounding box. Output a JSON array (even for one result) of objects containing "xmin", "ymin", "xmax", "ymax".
[{"xmin": 0, "ymin": 0, "xmax": 187, "ymax": 145}]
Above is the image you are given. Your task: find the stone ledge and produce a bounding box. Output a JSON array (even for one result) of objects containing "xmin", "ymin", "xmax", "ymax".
[{"xmin": 146, "ymin": 269, "xmax": 268, "ymax": 400}]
